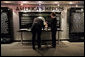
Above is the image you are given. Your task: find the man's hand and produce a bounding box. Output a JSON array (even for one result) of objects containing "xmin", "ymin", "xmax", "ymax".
[{"xmin": 44, "ymin": 21, "xmax": 48, "ymax": 31}]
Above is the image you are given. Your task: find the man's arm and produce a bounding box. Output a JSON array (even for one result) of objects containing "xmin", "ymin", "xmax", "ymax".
[{"xmin": 31, "ymin": 18, "xmax": 37, "ymax": 30}]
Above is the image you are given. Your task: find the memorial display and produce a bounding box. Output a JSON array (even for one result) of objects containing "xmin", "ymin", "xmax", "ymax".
[
  {"xmin": 1, "ymin": 7, "xmax": 14, "ymax": 43},
  {"xmin": 69, "ymin": 8, "xmax": 84, "ymax": 41},
  {"xmin": 19, "ymin": 12, "xmax": 61, "ymax": 29}
]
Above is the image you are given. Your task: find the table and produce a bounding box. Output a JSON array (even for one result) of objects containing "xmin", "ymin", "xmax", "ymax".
[
  {"xmin": 57, "ymin": 29, "xmax": 63, "ymax": 44},
  {"xmin": 18, "ymin": 29, "xmax": 31, "ymax": 44},
  {"xmin": 18, "ymin": 29, "xmax": 63, "ymax": 45},
  {"xmin": 18, "ymin": 29, "xmax": 50, "ymax": 44}
]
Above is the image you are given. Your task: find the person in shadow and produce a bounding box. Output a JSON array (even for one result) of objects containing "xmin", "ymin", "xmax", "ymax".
[
  {"xmin": 31, "ymin": 16, "xmax": 45, "ymax": 50},
  {"xmin": 50, "ymin": 12, "xmax": 57, "ymax": 48}
]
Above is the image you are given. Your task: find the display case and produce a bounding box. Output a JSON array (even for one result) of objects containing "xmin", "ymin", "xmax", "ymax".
[
  {"xmin": 69, "ymin": 7, "xmax": 84, "ymax": 41},
  {"xmin": 19, "ymin": 12, "xmax": 61, "ymax": 29},
  {"xmin": 1, "ymin": 7, "xmax": 14, "ymax": 43}
]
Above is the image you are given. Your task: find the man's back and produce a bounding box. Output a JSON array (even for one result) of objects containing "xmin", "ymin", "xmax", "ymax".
[
  {"xmin": 31, "ymin": 17, "xmax": 45, "ymax": 49},
  {"xmin": 31, "ymin": 17, "xmax": 44, "ymax": 31}
]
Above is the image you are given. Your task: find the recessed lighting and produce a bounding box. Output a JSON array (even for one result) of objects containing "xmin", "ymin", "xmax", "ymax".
[
  {"xmin": 4, "ymin": 1, "xmax": 10, "ymax": 3},
  {"xmin": 22, "ymin": 1, "xmax": 28, "ymax": 4},
  {"xmin": 81, "ymin": 9, "xmax": 83, "ymax": 12},
  {"xmin": 38, "ymin": 1, "xmax": 42, "ymax": 3},
  {"xmin": 69, "ymin": 2, "xmax": 73, "ymax": 4},
  {"xmin": 54, "ymin": 2, "xmax": 59, "ymax": 4},
  {"xmin": 76, "ymin": 5, "xmax": 78, "ymax": 7},
  {"xmin": 20, "ymin": 3, "xmax": 23, "ymax": 6}
]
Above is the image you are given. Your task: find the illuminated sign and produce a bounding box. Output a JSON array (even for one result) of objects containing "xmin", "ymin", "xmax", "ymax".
[{"xmin": 16, "ymin": 5, "xmax": 64, "ymax": 12}]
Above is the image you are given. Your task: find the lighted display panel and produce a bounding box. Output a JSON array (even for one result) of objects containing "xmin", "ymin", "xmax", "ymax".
[
  {"xmin": 1, "ymin": 7, "xmax": 14, "ymax": 43},
  {"xmin": 69, "ymin": 8, "xmax": 84, "ymax": 41},
  {"xmin": 19, "ymin": 12, "xmax": 61, "ymax": 29}
]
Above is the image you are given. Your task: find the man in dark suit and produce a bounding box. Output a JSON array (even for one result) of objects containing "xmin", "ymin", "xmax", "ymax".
[
  {"xmin": 50, "ymin": 12, "xmax": 57, "ymax": 48},
  {"xmin": 31, "ymin": 16, "xmax": 45, "ymax": 49}
]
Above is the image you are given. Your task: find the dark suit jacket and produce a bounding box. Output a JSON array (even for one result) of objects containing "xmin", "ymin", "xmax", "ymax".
[{"xmin": 51, "ymin": 17, "xmax": 57, "ymax": 31}]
